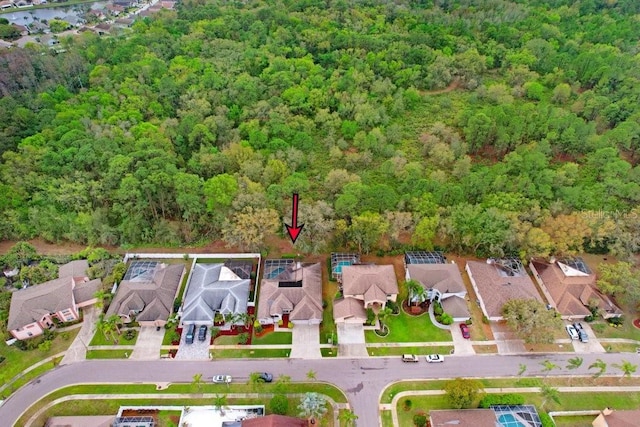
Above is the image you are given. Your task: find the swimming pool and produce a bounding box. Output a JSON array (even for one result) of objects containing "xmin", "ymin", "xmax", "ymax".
[
  {"xmin": 333, "ymin": 260, "xmax": 353, "ymax": 274},
  {"xmin": 266, "ymin": 266, "xmax": 286, "ymax": 279},
  {"xmin": 498, "ymin": 413, "xmax": 526, "ymax": 427}
]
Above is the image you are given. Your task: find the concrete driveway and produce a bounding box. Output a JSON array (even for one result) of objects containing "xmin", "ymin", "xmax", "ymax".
[
  {"xmin": 289, "ymin": 323, "xmax": 321, "ymax": 359},
  {"xmin": 130, "ymin": 326, "xmax": 165, "ymax": 360},
  {"xmin": 491, "ymin": 322, "xmax": 526, "ymax": 354},
  {"xmin": 60, "ymin": 307, "xmax": 99, "ymax": 365},
  {"xmin": 451, "ymin": 322, "xmax": 475, "ymax": 355},
  {"xmin": 336, "ymin": 322, "xmax": 368, "ymax": 357},
  {"xmin": 570, "ymin": 323, "xmax": 606, "ymax": 353}
]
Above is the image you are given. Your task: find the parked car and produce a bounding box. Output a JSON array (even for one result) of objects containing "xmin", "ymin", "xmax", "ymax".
[
  {"xmin": 402, "ymin": 354, "xmax": 419, "ymax": 362},
  {"xmin": 212, "ymin": 375, "xmax": 232, "ymax": 384},
  {"xmin": 459, "ymin": 323, "xmax": 470, "ymax": 339},
  {"xmin": 256, "ymin": 372, "xmax": 273, "ymax": 383},
  {"xmin": 426, "ymin": 354, "xmax": 444, "ymax": 363},
  {"xmin": 578, "ymin": 330, "xmax": 589, "ymax": 343},
  {"xmin": 185, "ymin": 324, "xmax": 196, "ymax": 344},
  {"xmin": 573, "ymin": 322, "xmax": 584, "ymax": 331},
  {"xmin": 565, "ymin": 324, "xmax": 579, "ymax": 340},
  {"xmin": 198, "ymin": 325, "xmax": 207, "ymax": 342}
]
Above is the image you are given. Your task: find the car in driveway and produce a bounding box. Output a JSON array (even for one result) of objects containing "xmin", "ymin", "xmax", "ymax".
[
  {"xmin": 565, "ymin": 324, "xmax": 579, "ymax": 340},
  {"xmin": 426, "ymin": 354, "xmax": 444, "ymax": 363},
  {"xmin": 459, "ymin": 323, "xmax": 470, "ymax": 339},
  {"xmin": 212, "ymin": 375, "xmax": 232, "ymax": 384},
  {"xmin": 198, "ymin": 325, "xmax": 207, "ymax": 342},
  {"xmin": 402, "ymin": 354, "xmax": 419, "ymax": 362},
  {"xmin": 578, "ymin": 330, "xmax": 589, "ymax": 343},
  {"xmin": 185, "ymin": 324, "xmax": 195, "ymax": 344}
]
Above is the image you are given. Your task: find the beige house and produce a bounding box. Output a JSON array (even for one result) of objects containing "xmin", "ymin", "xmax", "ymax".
[
  {"xmin": 592, "ymin": 408, "xmax": 640, "ymax": 427},
  {"xmin": 333, "ymin": 297, "xmax": 367, "ymax": 323},
  {"xmin": 258, "ymin": 260, "xmax": 322, "ymax": 325},
  {"xmin": 530, "ymin": 257, "xmax": 621, "ymax": 319},
  {"xmin": 334, "ymin": 264, "xmax": 398, "ymax": 322},
  {"xmin": 429, "ymin": 409, "xmax": 498, "ymax": 427},
  {"xmin": 8, "ymin": 260, "xmax": 101, "ymax": 340},
  {"xmin": 466, "ymin": 258, "xmax": 544, "ymax": 321},
  {"xmin": 106, "ymin": 262, "xmax": 185, "ymax": 327}
]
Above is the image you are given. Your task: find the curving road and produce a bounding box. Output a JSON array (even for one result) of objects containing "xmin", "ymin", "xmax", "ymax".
[{"xmin": 2, "ymin": 353, "xmax": 640, "ymax": 426}]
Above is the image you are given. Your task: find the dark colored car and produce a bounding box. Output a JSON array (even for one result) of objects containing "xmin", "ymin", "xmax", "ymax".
[
  {"xmin": 573, "ymin": 322, "xmax": 584, "ymax": 331},
  {"xmin": 459, "ymin": 323, "xmax": 470, "ymax": 339},
  {"xmin": 198, "ymin": 325, "xmax": 207, "ymax": 342},
  {"xmin": 185, "ymin": 324, "xmax": 195, "ymax": 344},
  {"xmin": 258, "ymin": 372, "xmax": 273, "ymax": 383}
]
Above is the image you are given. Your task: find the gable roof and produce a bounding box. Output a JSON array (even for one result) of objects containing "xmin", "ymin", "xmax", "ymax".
[
  {"xmin": 531, "ymin": 258, "xmax": 621, "ymax": 317},
  {"xmin": 466, "ymin": 260, "xmax": 543, "ymax": 318},
  {"xmin": 72, "ymin": 278, "xmax": 102, "ymax": 304},
  {"xmin": 258, "ymin": 261, "xmax": 322, "ymax": 321},
  {"xmin": 407, "ymin": 263, "xmax": 466, "ymax": 294},
  {"xmin": 430, "ymin": 409, "xmax": 498, "ymax": 427},
  {"xmin": 242, "ymin": 414, "xmax": 307, "ymax": 427},
  {"xmin": 341, "ymin": 264, "xmax": 398, "ymax": 303},
  {"xmin": 106, "ymin": 263, "xmax": 184, "ymax": 322},
  {"xmin": 182, "ymin": 263, "xmax": 250, "ymax": 323},
  {"xmin": 333, "ymin": 297, "xmax": 367, "ymax": 321},
  {"xmin": 441, "ymin": 295, "xmax": 470, "ymax": 319},
  {"xmin": 8, "ymin": 277, "xmax": 74, "ymax": 330},
  {"xmin": 595, "ymin": 409, "xmax": 640, "ymax": 427},
  {"xmin": 58, "ymin": 260, "xmax": 89, "ymax": 280}
]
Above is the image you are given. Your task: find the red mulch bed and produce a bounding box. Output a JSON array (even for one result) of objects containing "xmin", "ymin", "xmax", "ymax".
[
  {"xmin": 254, "ymin": 324, "xmax": 275, "ymax": 338},
  {"xmin": 633, "ymin": 319, "xmax": 640, "ymax": 329},
  {"xmin": 402, "ymin": 299, "xmax": 428, "ymax": 316}
]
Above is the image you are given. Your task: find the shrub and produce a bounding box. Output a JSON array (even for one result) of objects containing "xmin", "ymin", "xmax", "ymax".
[
  {"xmin": 466, "ymin": 317, "xmax": 473, "ymax": 325},
  {"xmin": 584, "ymin": 315, "xmax": 594, "ymax": 322},
  {"xmin": 366, "ymin": 308, "xmax": 376, "ymax": 325},
  {"xmin": 434, "ymin": 303, "xmax": 443, "ymax": 315},
  {"xmin": 124, "ymin": 329, "xmax": 136, "ymax": 341},
  {"xmin": 440, "ymin": 313, "xmax": 453, "ymax": 325},
  {"xmin": 608, "ymin": 316, "xmax": 624, "ymax": 326},
  {"xmin": 482, "ymin": 315, "xmax": 490, "ymax": 324},
  {"xmin": 253, "ymin": 320, "xmax": 261, "ymax": 328},
  {"xmin": 403, "ymin": 399, "xmax": 412, "ymax": 411},
  {"xmin": 38, "ymin": 340, "xmax": 52, "ymax": 352},
  {"xmin": 387, "ymin": 299, "xmax": 399, "ymax": 314},
  {"xmin": 255, "ymin": 324, "xmax": 263, "ymax": 333},
  {"xmin": 238, "ymin": 332, "xmax": 250, "ymax": 344},
  {"xmin": 479, "ymin": 393, "xmax": 525, "ymax": 408},
  {"xmin": 287, "ymin": 322, "xmax": 293, "ymax": 329},
  {"xmin": 277, "ymin": 319, "xmax": 283, "ymax": 326},
  {"xmin": 539, "ymin": 412, "xmax": 555, "ymax": 427},
  {"xmin": 269, "ymin": 394, "xmax": 289, "ymax": 415},
  {"xmin": 210, "ymin": 327, "xmax": 220, "ymax": 339},
  {"xmin": 413, "ymin": 414, "xmax": 427, "ymax": 427}
]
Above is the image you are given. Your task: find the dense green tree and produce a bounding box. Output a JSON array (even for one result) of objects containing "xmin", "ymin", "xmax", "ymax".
[
  {"xmin": 502, "ymin": 299, "xmax": 563, "ymax": 344},
  {"xmin": 443, "ymin": 378, "xmax": 484, "ymax": 409}
]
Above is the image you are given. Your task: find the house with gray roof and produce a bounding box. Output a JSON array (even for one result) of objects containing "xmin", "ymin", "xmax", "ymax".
[
  {"xmin": 8, "ymin": 260, "xmax": 101, "ymax": 340},
  {"xmin": 106, "ymin": 262, "xmax": 185, "ymax": 327},
  {"xmin": 181, "ymin": 262, "xmax": 251, "ymax": 327},
  {"xmin": 258, "ymin": 260, "xmax": 322, "ymax": 325}
]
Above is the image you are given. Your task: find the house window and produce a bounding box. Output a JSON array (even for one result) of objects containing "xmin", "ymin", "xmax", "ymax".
[{"xmin": 282, "ymin": 309, "xmax": 292, "ymax": 314}]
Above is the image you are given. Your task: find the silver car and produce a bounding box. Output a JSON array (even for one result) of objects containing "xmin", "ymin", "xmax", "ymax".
[{"xmin": 212, "ymin": 375, "xmax": 232, "ymax": 384}]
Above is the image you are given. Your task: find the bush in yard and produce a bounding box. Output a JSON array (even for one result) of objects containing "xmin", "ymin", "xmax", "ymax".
[
  {"xmin": 539, "ymin": 412, "xmax": 555, "ymax": 427},
  {"xmin": 413, "ymin": 414, "xmax": 427, "ymax": 427},
  {"xmin": 269, "ymin": 394, "xmax": 289, "ymax": 415},
  {"xmin": 440, "ymin": 313, "xmax": 453, "ymax": 325},
  {"xmin": 278, "ymin": 319, "xmax": 283, "ymax": 326},
  {"xmin": 124, "ymin": 329, "xmax": 136, "ymax": 341},
  {"xmin": 403, "ymin": 399, "xmax": 412, "ymax": 411},
  {"xmin": 255, "ymin": 324, "xmax": 263, "ymax": 333},
  {"xmin": 608, "ymin": 316, "xmax": 624, "ymax": 326},
  {"xmin": 434, "ymin": 303, "xmax": 443, "ymax": 316},
  {"xmin": 254, "ymin": 320, "xmax": 261, "ymax": 328},
  {"xmin": 38, "ymin": 339, "xmax": 52, "ymax": 352},
  {"xmin": 287, "ymin": 322, "xmax": 293, "ymax": 329},
  {"xmin": 238, "ymin": 332, "xmax": 250, "ymax": 344},
  {"xmin": 444, "ymin": 378, "xmax": 484, "ymax": 409},
  {"xmin": 479, "ymin": 393, "xmax": 525, "ymax": 408},
  {"xmin": 366, "ymin": 308, "xmax": 376, "ymax": 325}
]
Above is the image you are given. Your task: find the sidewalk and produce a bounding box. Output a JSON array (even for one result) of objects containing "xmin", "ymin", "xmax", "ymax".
[{"xmin": 60, "ymin": 307, "xmax": 98, "ymax": 365}]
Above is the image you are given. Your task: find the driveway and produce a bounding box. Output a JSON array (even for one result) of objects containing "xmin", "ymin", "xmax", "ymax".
[
  {"xmin": 130, "ymin": 327, "xmax": 165, "ymax": 360},
  {"xmin": 570, "ymin": 323, "xmax": 606, "ymax": 353},
  {"xmin": 491, "ymin": 322, "xmax": 526, "ymax": 354},
  {"xmin": 336, "ymin": 323, "xmax": 368, "ymax": 357},
  {"xmin": 60, "ymin": 307, "xmax": 99, "ymax": 365},
  {"xmin": 175, "ymin": 327, "xmax": 210, "ymax": 360},
  {"xmin": 289, "ymin": 323, "xmax": 321, "ymax": 359},
  {"xmin": 451, "ymin": 322, "xmax": 475, "ymax": 355}
]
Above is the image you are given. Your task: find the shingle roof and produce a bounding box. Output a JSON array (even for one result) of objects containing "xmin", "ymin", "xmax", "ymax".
[
  {"xmin": 407, "ymin": 263, "xmax": 466, "ymax": 294},
  {"xmin": 8, "ymin": 277, "xmax": 73, "ymax": 330},
  {"xmin": 59, "ymin": 260, "xmax": 89, "ymax": 279},
  {"xmin": 258, "ymin": 262, "xmax": 322, "ymax": 322},
  {"xmin": 441, "ymin": 296, "xmax": 470, "ymax": 319},
  {"xmin": 73, "ymin": 278, "xmax": 102, "ymax": 304},
  {"xmin": 341, "ymin": 264, "xmax": 398, "ymax": 302},
  {"xmin": 531, "ymin": 258, "xmax": 621, "ymax": 317},
  {"xmin": 333, "ymin": 297, "xmax": 367, "ymax": 321},
  {"xmin": 429, "ymin": 409, "xmax": 498, "ymax": 427},
  {"xmin": 466, "ymin": 260, "xmax": 543, "ymax": 318},
  {"xmin": 599, "ymin": 409, "xmax": 640, "ymax": 427},
  {"xmin": 182, "ymin": 264, "xmax": 250, "ymax": 323},
  {"xmin": 106, "ymin": 263, "xmax": 184, "ymax": 322}
]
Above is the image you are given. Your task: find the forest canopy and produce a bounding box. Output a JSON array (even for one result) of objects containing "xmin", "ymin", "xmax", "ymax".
[{"xmin": 0, "ymin": 0, "xmax": 639, "ymax": 258}]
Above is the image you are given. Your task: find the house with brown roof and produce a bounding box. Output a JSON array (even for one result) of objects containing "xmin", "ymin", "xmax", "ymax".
[
  {"xmin": 405, "ymin": 251, "xmax": 470, "ymax": 321},
  {"xmin": 106, "ymin": 261, "xmax": 185, "ymax": 327},
  {"xmin": 257, "ymin": 260, "xmax": 322, "ymax": 325},
  {"xmin": 334, "ymin": 264, "xmax": 398, "ymax": 321},
  {"xmin": 8, "ymin": 260, "xmax": 101, "ymax": 340},
  {"xmin": 242, "ymin": 414, "xmax": 308, "ymax": 427},
  {"xmin": 466, "ymin": 258, "xmax": 544, "ymax": 321},
  {"xmin": 530, "ymin": 257, "xmax": 621, "ymax": 319},
  {"xmin": 429, "ymin": 409, "xmax": 498, "ymax": 427},
  {"xmin": 592, "ymin": 408, "xmax": 640, "ymax": 427}
]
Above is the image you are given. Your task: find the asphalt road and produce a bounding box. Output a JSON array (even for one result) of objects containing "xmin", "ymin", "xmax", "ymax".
[{"xmin": 2, "ymin": 353, "xmax": 640, "ymax": 426}]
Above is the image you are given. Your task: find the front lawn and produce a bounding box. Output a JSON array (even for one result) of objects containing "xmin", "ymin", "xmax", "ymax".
[
  {"xmin": 368, "ymin": 346, "xmax": 454, "ymax": 357},
  {"xmin": 251, "ymin": 331, "xmax": 292, "ymax": 345},
  {"xmin": 210, "ymin": 348, "xmax": 290, "ymax": 358},
  {"xmin": 86, "ymin": 349, "xmax": 131, "ymax": 359},
  {"xmin": 89, "ymin": 328, "xmax": 138, "ymax": 346},
  {"xmin": 591, "ymin": 318, "xmax": 640, "ymax": 341},
  {"xmin": 365, "ymin": 311, "xmax": 452, "ymax": 343}
]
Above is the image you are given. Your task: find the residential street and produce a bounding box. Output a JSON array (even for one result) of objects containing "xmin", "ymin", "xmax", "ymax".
[{"xmin": 2, "ymin": 353, "xmax": 640, "ymax": 426}]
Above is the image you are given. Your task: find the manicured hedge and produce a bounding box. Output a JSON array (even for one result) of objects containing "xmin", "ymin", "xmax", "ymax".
[{"xmin": 478, "ymin": 393, "xmax": 525, "ymax": 408}]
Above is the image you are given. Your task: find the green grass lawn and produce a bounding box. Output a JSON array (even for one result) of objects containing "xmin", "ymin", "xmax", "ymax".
[
  {"xmin": 213, "ymin": 335, "xmax": 241, "ymax": 345},
  {"xmin": 89, "ymin": 328, "xmax": 138, "ymax": 346},
  {"xmin": 592, "ymin": 318, "xmax": 640, "ymax": 341},
  {"xmin": 553, "ymin": 415, "xmax": 597, "ymax": 427},
  {"xmin": 321, "ymin": 347, "xmax": 338, "ymax": 357},
  {"xmin": 0, "ymin": 329, "xmax": 78, "ymax": 388},
  {"xmin": 86, "ymin": 349, "xmax": 131, "ymax": 359},
  {"xmin": 162, "ymin": 328, "xmax": 181, "ymax": 345},
  {"xmin": 365, "ymin": 311, "xmax": 452, "ymax": 343},
  {"xmin": 380, "ymin": 410, "xmax": 394, "ymax": 427},
  {"xmin": 157, "ymin": 410, "xmax": 182, "ymax": 427},
  {"xmin": 210, "ymin": 348, "xmax": 290, "ymax": 358},
  {"xmin": 367, "ymin": 346, "xmax": 454, "ymax": 357},
  {"xmin": 251, "ymin": 331, "xmax": 292, "ymax": 345}
]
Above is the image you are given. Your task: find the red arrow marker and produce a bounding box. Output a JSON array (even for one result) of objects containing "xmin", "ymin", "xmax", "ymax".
[{"xmin": 285, "ymin": 193, "xmax": 304, "ymax": 244}]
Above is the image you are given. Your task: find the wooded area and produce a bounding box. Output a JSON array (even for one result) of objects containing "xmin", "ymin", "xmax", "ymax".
[{"xmin": 0, "ymin": 0, "xmax": 638, "ymax": 258}]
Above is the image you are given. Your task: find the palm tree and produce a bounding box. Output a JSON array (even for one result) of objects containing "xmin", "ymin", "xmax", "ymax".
[
  {"xmin": 213, "ymin": 394, "xmax": 228, "ymax": 416},
  {"xmin": 306, "ymin": 370, "xmax": 317, "ymax": 381},
  {"xmin": 540, "ymin": 383, "xmax": 560, "ymax": 410},
  {"xmin": 248, "ymin": 372, "xmax": 265, "ymax": 390},
  {"xmin": 338, "ymin": 409, "xmax": 358, "ymax": 427},
  {"xmin": 95, "ymin": 314, "xmax": 109, "ymax": 340},
  {"xmin": 192, "ymin": 373, "xmax": 203, "ymax": 391},
  {"xmin": 540, "ymin": 360, "xmax": 559, "ymax": 377},
  {"xmin": 405, "ymin": 280, "xmax": 425, "ymax": 307},
  {"xmin": 589, "ymin": 359, "xmax": 607, "ymax": 378},
  {"xmin": 377, "ymin": 306, "xmax": 393, "ymax": 332},
  {"xmin": 612, "ymin": 360, "xmax": 637, "ymax": 381},
  {"xmin": 517, "ymin": 364, "xmax": 527, "ymax": 376},
  {"xmin": 298, "ymin": 392, "xmax": 328, "ymax": 424},
  {"xmin": 93, "ymin": 289, "xmax": 112, "ymax": 311},
  {"xmin": 566, "ymin": 357, "xmax": 583, "ymax": 371}
]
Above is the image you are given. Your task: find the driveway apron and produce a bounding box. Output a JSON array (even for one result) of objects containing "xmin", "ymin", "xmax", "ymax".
[
  {"xmin": 336, "ymin": 322, "xmax": 368, "ymax": 357},
  {"xmin": 451, "ymin": 322, "xmax": 475, "ymax": 355},
  {"xmin": 60, "ymin": 307, "xmax": 98, "ymax": 365},
  {"xmin": 289, "ymin": 323, "xmax": 321, "ymax": 359},
  {"xmin": 130, "ymin": 326, "xmax": 165, "ymax": 360}
]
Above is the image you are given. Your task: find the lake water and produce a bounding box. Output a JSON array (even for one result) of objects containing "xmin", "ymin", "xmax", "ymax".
[{"xmin": 2, "ymin": 2, "xmax": 108, "ymax": 25}]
